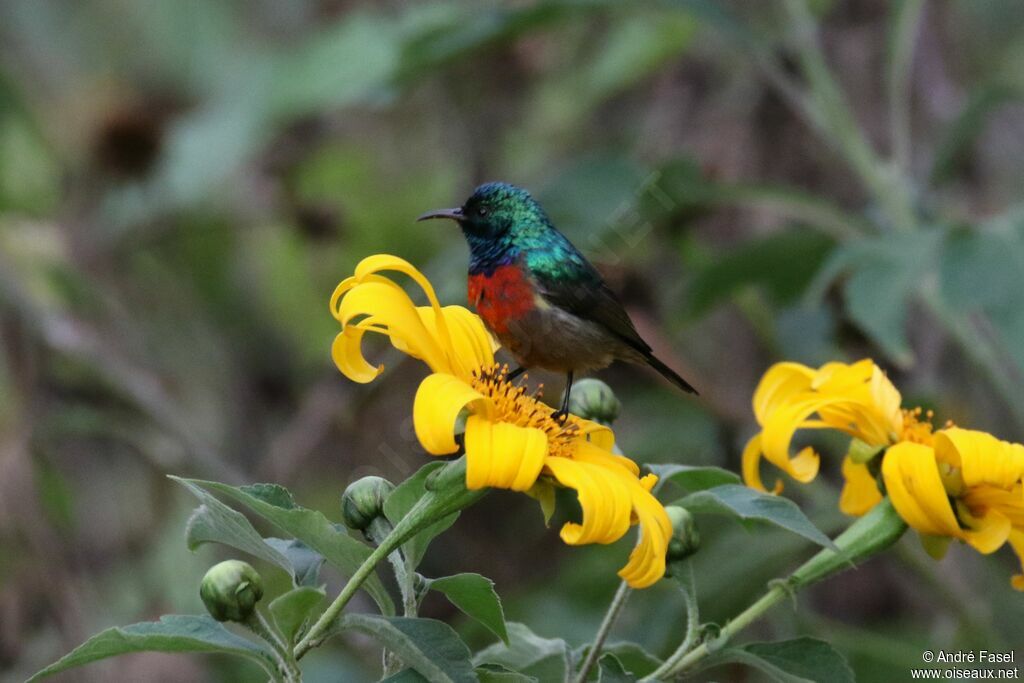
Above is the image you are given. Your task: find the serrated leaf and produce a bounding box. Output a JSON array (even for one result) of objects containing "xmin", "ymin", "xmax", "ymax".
[
  {"xmin": 384, "ymin": 461, "xmax": 461, "ymax": 568},
  {"xmin": 175, "ymin": 477, "xmax": 394, "ymax": 615},
  {"xmin": 700, "ymin": 637, "xmax": 855, "ymax": 683},
  {"xmin": 264, "ymin": 537, "xmax": 325, "ymax": 587},
  {"xmin": 646, "ymin": 463, "xmax": 741, "ymax": 494},
  {"xmin": 429, "ymin": 573, "xmax": 509, "ymax": 644},
  {"xmin": 179, "ymin": 480, "xmax": 295, "ymax": 578},
  {"xmin": 269, "ymin": 586, "xmax": 325, "ymax": 645},
  {"xmin": 335, "ymin": 614, "xmax": 476, "ymax": 683},
  {"xmin": 676, "ymin": 485, "xmax": 836, "ymax": 550},
  {"xmin": 597, "ymin": 653, "xmax": 635, "ymax": 683},
  {"xmin": 27, "ymin": 615, "xmax": 277, "ymax": 682},
  {"xmin": 474, "ymin": 622, "xmax": 569, "ymax": 682}
]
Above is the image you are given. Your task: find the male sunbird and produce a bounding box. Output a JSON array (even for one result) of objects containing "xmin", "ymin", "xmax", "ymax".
[{"xmin": 418, "ymin": 182, "xmax": 697, "ymax": 419}]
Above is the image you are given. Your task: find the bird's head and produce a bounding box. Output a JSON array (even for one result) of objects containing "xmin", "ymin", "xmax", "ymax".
[{"xmin": 417, "ymin": 182, "xmax": 550, "ymax": 245}]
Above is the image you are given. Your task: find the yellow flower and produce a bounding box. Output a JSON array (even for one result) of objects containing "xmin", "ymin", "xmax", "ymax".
[
  {"xmin": 330, "ymin": 254, "xmax": 671, "ymax": 588},
  {"xmin": 882, "ymin": 428, "xmax": 1024, "ymax": 591},
  {"xmin": 743, "ymin": 359, "xmax": 904, "ymax": 494}
]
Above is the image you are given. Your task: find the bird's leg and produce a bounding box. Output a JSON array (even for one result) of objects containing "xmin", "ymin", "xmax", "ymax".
[
  {"xmin": 507, "ymin": 366, "xmax": 526, "ymax": 381},
  {"xmin": 551, "ymin": 371, "xmax": 574, "ymax": 423}
]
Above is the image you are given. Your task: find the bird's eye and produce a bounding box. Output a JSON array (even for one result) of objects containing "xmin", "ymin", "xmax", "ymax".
[{"xmin": 477, "ymin": 206, "xmax": 489, "ymax": 217}]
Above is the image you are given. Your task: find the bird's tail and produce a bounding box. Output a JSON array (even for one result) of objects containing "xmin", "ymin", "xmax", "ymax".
[{"xmin": 643, "ymin": 353, "xmax": 699, "ymax": 395}]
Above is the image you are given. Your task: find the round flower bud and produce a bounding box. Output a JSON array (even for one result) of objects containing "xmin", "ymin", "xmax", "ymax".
[
  {"xmin": 200, "ymin": 560, "xmax": 264, "ymax": 622},
  {"xmin": 340, "ymin": 476, "xmax": 395, "ymax": 531},
  {"xmin": 665, "ymin": 506, "xmax": 700, "ymax": 561},
  {"xmin": 566, "ymin": 379, "xmax": 621, "ymax": 425}
]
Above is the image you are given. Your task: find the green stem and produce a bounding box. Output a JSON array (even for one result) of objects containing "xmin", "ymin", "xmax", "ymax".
[
  {"xmin": 642, "ymin": 561, "xmax": 698, "ymax": 681},
  {"xmin": 293, "ymin": 460, "xmax": 482, "ymax": 660},
  {"xmin": 246, "ymin": 612, "xmax": 300, "ymax": 682},
  {"xmin": 650, "ymin": 499, "xmax": 907, "ymax": 680},
  {"xmin": 888, "ymin": 0, "xmax": 925, "ymax": 172},
  {"xmin": 573, "ymin": 580, "xmax": 632, "ymax": 683}
]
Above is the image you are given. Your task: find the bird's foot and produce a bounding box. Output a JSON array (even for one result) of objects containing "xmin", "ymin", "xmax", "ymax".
[{"xmin": 550, "ymin": 408, "xmax": 570, "ymax": 424}]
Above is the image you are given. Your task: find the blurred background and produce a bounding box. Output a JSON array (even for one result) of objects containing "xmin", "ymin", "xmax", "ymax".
[{"xmin": 2, "ymin": 0, "xmax": 1023, "ymax": 680}]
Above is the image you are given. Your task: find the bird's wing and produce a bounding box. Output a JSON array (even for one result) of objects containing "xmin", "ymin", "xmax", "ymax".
[{"xmin": 531, "ymin": 260, "xmax": 652, "ymax": 355}]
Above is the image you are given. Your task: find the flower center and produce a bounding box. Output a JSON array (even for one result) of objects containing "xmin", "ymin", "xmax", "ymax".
[
  {"xmin": 470, "ymin": 364, "xmax": 580, "ymax": 459},
  {"xmin": 899, "ymin": 407, "xmax": 940, "ymax": 446}
]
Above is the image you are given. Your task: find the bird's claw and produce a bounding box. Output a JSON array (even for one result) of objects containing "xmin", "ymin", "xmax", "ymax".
[{"xmin": 550, "ymin": 409, "xmax": 569, "ymax": 424}]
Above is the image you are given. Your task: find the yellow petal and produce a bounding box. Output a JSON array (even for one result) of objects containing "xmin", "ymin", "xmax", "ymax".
[
  {"xmin": 413, "ymin": 373, "xmax": 493, "ymax": 455},
  {"xmin": 576, "ymin": 418, "xmax": 616, "ymax": 452},
  {"xmin": 954, "ymin": 503, "xmax": 1011, "ymax": 554},
  {"xmin": 742, "ymin": 435, "xmax": 783, "ymax": 493},
  {"xmin": 839, "ymin": 456, "xmax": 882, "ymax": 516},
  {"xmin": 936, "ymin": 428, "xmax": 1024, "ymax": 491},
  {"xmin": 1008, "ymin": 529, "xmax": 1024, "ymax": 591},
  {"xmin": 463, "ymin": 415, "xmax": 548, "ymax": 492},
  {"xmin": 752, "ymin": 362, "xmax": 814, "ymax": 424},
  {"xmin": 331, "ymin": 328, "xmax": 383, "ymax": 383},
  {"xmin": 337, "ymin": 280, "xmax": 452, "ymax": 374},
  {"xmin": 759, "ymin": 397, "xmax": 824, "ymax": 484},
  {"xmin": 617, "ymin": 484, "xmax": 672, "ymax": 588},
  {"xmin": 543, "ymin": 457, "xmax": 633, "ymax": 545},
  {"xmin": 572, "ymin": 439, "xmax": 640, "ymax": 478},
  {"xmin": 415, "ymin": 305, "xmax": 495, "ymax": 378},
  {"xmin": 882, "ymin": 442, "xmax": 962, "ymax": 537}
]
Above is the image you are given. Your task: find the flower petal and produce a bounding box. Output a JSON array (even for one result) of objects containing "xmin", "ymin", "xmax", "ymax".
[
  {"xmin": 463, "ymin": 415, "xmax": 548, "ymax": 491},
  {"xmin": 415, "ymin": 305, "xmax": 495, "ymax": 378},
  {"xmin": 742, "ymin": 435, "xmax": 783, "ymax": 494},
  {"xmin": 414, "ymin": 373, "xmax": 493, "ymax": 455},
  {"xmin": 1008, "ymin": 529, "xmax": 1024, "ymax": 591},
  {"xmin": 753, "ymin": 362, "xmax": 814, "ymax": 424},
  {"xmin": 543, "ymin": 457, "xmax": 632, "ymax": 545},
  {"xmin": 331, "ymin": 328, "xmax": 383, "ymax": 383},
  {"xmin": 839, "ymin": 455, "xmax": 882, "ymax": 516},
  {"xmin": 882, "ymin": 442, "xmax": 962, "ymax": 537},
  {"xmin": 936, "ymin": 428, "xmax": 1024, "ymax": 491}
]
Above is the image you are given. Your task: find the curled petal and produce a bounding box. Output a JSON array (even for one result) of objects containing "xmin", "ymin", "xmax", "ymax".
[
  {"xmin": 543, "ymin": 458, "xmax": 632, "ymax": 545},
  {"xmin": 742, "ymin": 435, "xmax": 783, "ymax": 494},
  {"xmin": 936, "ymin": 428, "xmax": 1024, "ymax": 491},
  {"xmin": 758, "ymin": 398, "xmax": 824, "ymax": 484},
  {"xmin": 331, "ymin": 328, "xmax": 382, "ymax": 383},
  {"xmin": 337, "ymin": 280, "xmax": 452, "ymax": 374},
  {"xmin": 464, "ymin": 415, "xmax": 548, "ymax": 492},
  {"xmin": 1009, "ymin": 530, "xmax": 1024, "ymax": 591},
  {"xmin": 414, "ymin": 374, "xmax": 492, "ymax": 455},
  {"xmin": 882, "ymin": 442, "xmax": 963, "ymax": 538},
  {"xmin": 576, "ymin": 418, "xmax": 616, "ymax": 452},
  {"xmin": 753, "ymin": 362, "xmax": 814, "ymax": 424},
  {"xmin": 572, "ymin": 439, "xmax": 640, "ymax": 477},
  {"xmin": 618, "ymin": 491, "xmax": 671, "ymax": 589},
  {"xmin": 839, "ymin": 456, "xmax": 882, "ymax": 516},
  {"xmin": 954, "ymin": 503, "xmax": 1011, "ymax": 554}
]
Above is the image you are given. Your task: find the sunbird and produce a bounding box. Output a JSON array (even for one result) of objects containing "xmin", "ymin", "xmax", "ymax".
[{"xmin": 418, "ymin": 181, "xmax": 697, "ymax": 419}]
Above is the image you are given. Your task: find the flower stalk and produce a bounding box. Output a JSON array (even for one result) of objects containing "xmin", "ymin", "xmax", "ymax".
[
  {"xmin": 647, "ymin": 498, "xmax": 906, "ymax": 680},
  {"xmin": 293, "ymin": 458, "xmax": 483, "ymax": 660}
]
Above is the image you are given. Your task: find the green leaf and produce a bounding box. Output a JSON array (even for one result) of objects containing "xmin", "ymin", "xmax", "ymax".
[
  {"xmin": 689, "ymin": 228, "xmax": 835, "ymax": 317},
  {"xmin": 646, "ymin": 463, "xmax": 741, "ymax": 493},
  {"xmin": 808, "ymin": 232, "xmax": 940, "ymax": 367},
  {"xmin": 27, "ymin": 615, "xmax": 277, "ymax": 682},
  {"xmin": 335, "ymin": 614, "xmax": 476, "ymax": 683},
  {"xmin": 380, "ymin": 670, "xmax": 430, "ymax": 683},
  {"xmin": 179, "ymin": 479, "xmax": 295, "ymax": 578},
  {"xmin": 676, "ymin": 485, "xmax": 836, "ymax": 550},
  {"xmin": 384, "ymin": 461, "xmax": 461, "ymax": 568},
  {"xmin": 174, "ymin": 477, "xmax": 394, "ymax": 615},
  {"xmin": 700, "ymin": 637, "xmax": 855, "ymax": 683},
  {"xmin": 429, "ymin": 573, "xmax": 509, "ymax": 644},
  {"xmin": 475, "ymin": 663, "xmax": 537, "ymax": 682},
  {"xmin": 597, "ymin": 653, "xmax": 635, "ymax": 683},
  {"xmin": 601, "ymin": 643, "xmax": 661, "ymax": 678},
  {"xmin": 474, "ymin": 622, "xmax": 569, "ymax": 682},
  {"xmin": 264, "ymin": 537, "xmax": 325, "ymax": 587},
  {"xmin": 269, "ymin": 586, "xmax": 325, "ymax": 645}
]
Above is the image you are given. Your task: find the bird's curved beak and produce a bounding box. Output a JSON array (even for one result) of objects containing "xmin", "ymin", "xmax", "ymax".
[{"xmin": 416, "ymin": 207, "xmax": 464, "ymax": 223}]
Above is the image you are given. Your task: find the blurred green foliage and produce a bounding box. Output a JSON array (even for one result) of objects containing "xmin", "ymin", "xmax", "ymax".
[{"xmin": 2, "ymin": 0, "xmax": 1024, "ymax": 681}]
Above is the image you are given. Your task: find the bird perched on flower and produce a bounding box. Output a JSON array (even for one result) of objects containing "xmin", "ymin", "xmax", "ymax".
[{"xmin": 418, "ymin": 182, "xmax": 697, "ymax": 419}]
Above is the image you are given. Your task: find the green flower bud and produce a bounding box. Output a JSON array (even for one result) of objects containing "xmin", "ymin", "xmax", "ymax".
[
  {"xmin": 566, "ymin": 378, "xmax": 621, "ymax": 425},
  {"xmin": 200, "ymin": 560, "xmax": 263, "ymax": 622},
  {"xmin": 665, "ymin": 506, "xmax": 700, "ymax": 561},
  {"xmin": 341, "ymin": 476, "xmax": 395, "ymax": 531}
]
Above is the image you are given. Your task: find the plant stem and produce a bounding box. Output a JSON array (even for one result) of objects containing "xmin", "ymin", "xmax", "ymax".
[
  {"xmin": 642, "ymin": 561, "xmax": 698, "ymax": 681},
  {"xmin": 888, "ymin": 0, "xmax": 925, "ymax": 172},
  {"xmin": 246, "ymin": 612, "xmax": 301, "ymax": 682},
  {"xmin": 293, "ymin": 463, "xmax": 482, "ymax": 660},
  {"xmin": 573, "ymin": 580, "xmax": 632, "ymax": 683},
  {"xmin": 656, "ymin": 585, "xmax": 789, "ymax": 679}
]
